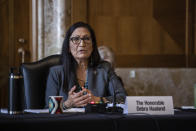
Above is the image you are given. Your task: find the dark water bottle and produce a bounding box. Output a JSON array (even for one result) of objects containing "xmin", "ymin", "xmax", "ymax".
[{"xmin": 8, "ymin": 67, "xmax": 24, "ymax": 114}]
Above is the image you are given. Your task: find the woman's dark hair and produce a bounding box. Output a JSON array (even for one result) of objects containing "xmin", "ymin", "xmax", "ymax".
[{"xmin": 60, "ymin": 21, "xmax": 100, "ymax": 92}]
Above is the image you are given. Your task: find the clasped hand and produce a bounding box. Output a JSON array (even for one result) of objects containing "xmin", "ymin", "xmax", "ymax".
[{"xmin": 63, "ymin": 85, "xmax": 100, "ymax": 108}]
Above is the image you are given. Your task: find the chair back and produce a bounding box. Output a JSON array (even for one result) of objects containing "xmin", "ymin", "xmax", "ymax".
[{"xmin": 20, "ymin": 54, "xmax": 60, "ymax": 109}]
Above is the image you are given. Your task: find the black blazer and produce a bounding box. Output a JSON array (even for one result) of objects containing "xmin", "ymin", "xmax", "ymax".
[{"xmin": 45, "ymin": 62, "xmax": 127, "ymax": 107}]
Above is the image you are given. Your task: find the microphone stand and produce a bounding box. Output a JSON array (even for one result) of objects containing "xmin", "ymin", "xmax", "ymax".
[
  {"xmin": 107, "ymin": 78, "xmax": 123, "ymax": 114},
  {"xmin": 85, "ymin": 76, "xmax": 123, "ymax": 114}
]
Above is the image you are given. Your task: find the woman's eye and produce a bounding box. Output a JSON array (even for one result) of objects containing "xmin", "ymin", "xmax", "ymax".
[
  {"xmin": 83, "ymin": 37, "xmax": 90, "ymax": 40},
  {"xmin": 74, "ymin": 37, "xmax": 80, "ymax": 41}
]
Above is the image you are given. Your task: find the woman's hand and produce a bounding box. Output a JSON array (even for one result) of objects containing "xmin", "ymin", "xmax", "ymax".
[
  {"xmin": 63, "ymin": 85, "xmax": 91, "ymax": 108},
  {"xmin": 84, "ymin": 88, "xmax": 109, "ymax": 103},
  {"xmin": 84, "ymin": 88, "xmax": 101, "ymax": 103}
]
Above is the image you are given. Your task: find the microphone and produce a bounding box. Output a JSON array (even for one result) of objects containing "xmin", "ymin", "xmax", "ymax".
[
  {"xmin": 85, "ymin": 74, "xmax": 123, "ymax": 114},
  {"xmin": 106, "ymin": 76, "xmax": 123, "ymax": 114}
]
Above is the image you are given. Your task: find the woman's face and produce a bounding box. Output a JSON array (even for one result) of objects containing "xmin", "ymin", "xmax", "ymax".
[{"xmin": 69, "ymin": 27, "xmax": 93, "ymax": 62}]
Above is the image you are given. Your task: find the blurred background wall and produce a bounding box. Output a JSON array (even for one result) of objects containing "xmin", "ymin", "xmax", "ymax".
[{"xmin": 0, "ymin": 0, "xmax": 196, "ymax": 107}]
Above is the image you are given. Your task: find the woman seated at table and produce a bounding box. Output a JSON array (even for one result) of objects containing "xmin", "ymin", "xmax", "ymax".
[{"xmin": 45, "ymin": 22, "xmax": 127, "ymax": 109}]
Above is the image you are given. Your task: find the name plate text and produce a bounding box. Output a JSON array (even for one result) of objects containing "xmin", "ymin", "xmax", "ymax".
[{"xmin": 126, "ymin": 96, "xmax": 174, "ymax": 115}]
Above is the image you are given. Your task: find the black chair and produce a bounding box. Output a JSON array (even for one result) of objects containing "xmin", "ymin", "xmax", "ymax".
[{"xmin": 20, "ymin": 54, "xmax": 60, "ymax": 109}]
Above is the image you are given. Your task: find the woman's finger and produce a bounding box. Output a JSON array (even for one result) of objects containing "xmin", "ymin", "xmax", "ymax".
[
  {"xmin": 72, "ymin": 89, "xmax": 87, "ymax": 98},
  {"xmin": 73, "ymin": 93, "xmax": 91, "ymax": 105},
  {"xmin": 75, "ymin": 96, "xmax": 91, "ymax": 107},
  {"xmin": 69, "ymin": 85, "xmax": 76, "ymax": 95}
]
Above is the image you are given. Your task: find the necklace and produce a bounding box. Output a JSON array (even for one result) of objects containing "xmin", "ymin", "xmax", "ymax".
[
  {"xmin": 77, "ymin": 79, "xmax": 85, "ymax": 87},
  {"xmin": 76, "ymin": 69, "xmax": 88, "ymax": 89}
]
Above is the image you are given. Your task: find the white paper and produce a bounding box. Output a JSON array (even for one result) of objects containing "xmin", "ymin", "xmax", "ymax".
[
  {"xmin": 0, "ymin": 108, "xmax": 8, "ymax": 114},
  {"xmin": 64, "ymin": 108, "xmax": 85, "ymax": 113},
  {"xmin": 24, "ymin": 109, "xmax": 49, "ymax": 113},
  {"xmin": 24, "ymin": 108, "xmax": 85, "ymax": 114},
  {"xmin": 181, "ymin": 106, "xmax": 196, "ymax": 109}
]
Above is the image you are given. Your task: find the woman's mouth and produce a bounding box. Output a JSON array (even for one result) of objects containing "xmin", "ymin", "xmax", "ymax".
[{"xmin": 79, "ymin": 50, "xmax": 87, "ymax": 53}]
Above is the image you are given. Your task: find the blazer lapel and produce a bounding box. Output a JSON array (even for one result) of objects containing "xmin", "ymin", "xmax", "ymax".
[
  {"xmin": 68, "ymin": 73, "xmax": 76, "ymax": 91},
  {"xmin": 87, "ymin": 68, "xmax": 96, "ymax": 92}
]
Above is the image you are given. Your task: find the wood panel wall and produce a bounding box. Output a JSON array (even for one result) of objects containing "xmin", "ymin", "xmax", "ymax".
[
  {"xmin": 0, "ymin": 0, "xmax": 10, "ymax": 108},
  {"xmin": 71, "ymin": 0, "xmax": 195, "ymax": 67},
  {"xmin": 0, "ymin": 0, "xmax": 30, "ymax": 108}
]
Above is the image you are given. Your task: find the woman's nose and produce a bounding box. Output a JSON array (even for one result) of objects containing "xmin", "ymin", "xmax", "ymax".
[{"xmin": 79, "ymin": 39, "xmax": 86, "ymax": 46}]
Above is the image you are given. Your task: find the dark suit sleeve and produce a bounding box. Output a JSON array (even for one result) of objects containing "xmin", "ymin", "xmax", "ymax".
[{"xmin": 45, "ymin": 67, "xmax": 61, "ymax": 108}]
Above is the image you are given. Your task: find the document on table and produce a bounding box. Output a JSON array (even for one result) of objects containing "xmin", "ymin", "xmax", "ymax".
[
  {"xmin": 24, "ymin": 109, "xmax": 49, "ymax": 113},
  {"xmin": 64, "ymin": 108, "xmax": 85, "ymax": 113},
  {"xmin": 24, "ymin": 108, "xmax": 85, "ymax": 114},
  {"xmin": 0, "ymin": 108, "xmax": 8, "ymax": 114}
]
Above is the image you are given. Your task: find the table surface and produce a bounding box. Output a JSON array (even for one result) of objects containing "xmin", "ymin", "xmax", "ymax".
[{"xmin": 1, "ymin": 110, "xmax": 196, "ymax": 131}]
